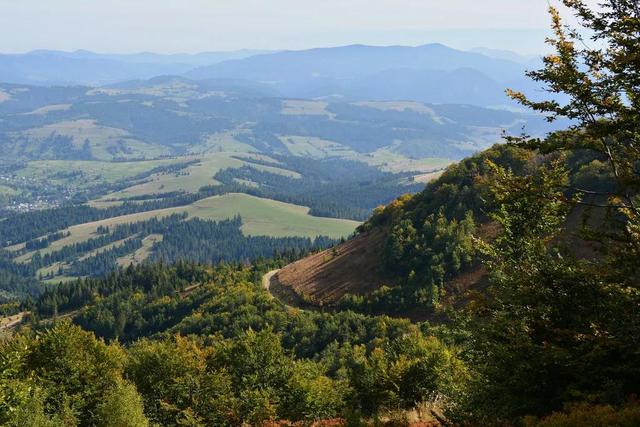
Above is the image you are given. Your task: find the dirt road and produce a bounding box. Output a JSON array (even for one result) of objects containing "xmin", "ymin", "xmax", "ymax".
[
  {"xmin": 0, "ymin": 312, "xmax": 26, "ymax": 331},
  {"xmin": 262, "ymin": 269, "xmax": 279, "ymax": 291}
]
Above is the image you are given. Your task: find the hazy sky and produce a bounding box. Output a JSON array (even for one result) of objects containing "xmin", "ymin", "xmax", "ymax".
[{"xmin": 0, "ymin": 0, "xmax": 597, "ymax": 54}]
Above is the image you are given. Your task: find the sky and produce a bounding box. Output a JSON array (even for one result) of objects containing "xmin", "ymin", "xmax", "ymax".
[{"xmin": 0, "ymin": 0, "xmax": 598, "ymax": 55}]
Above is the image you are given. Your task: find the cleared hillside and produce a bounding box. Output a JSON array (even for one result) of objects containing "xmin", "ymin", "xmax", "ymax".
[{"xmin": 274, "ymin": 227, "xmax": 391, "ymax": 305}]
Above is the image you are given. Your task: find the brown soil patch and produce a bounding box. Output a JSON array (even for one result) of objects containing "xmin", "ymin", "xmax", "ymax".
[{"xmin": 275, "ymin": 228, "xmax": 394, "ymax": 305}]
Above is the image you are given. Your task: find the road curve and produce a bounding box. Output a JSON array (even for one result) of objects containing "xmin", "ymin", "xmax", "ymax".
[{"xmin": 262, "ymin": 269, "xmax": 280, "ymax": 292}]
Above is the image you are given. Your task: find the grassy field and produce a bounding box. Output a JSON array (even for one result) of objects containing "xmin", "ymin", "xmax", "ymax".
[
  {"xmin": 117, "ymin": 234, "xmax": 163, "ymax": 268},
  {"xmin": 349, "ymin": 148, "xmax": 453, "ymax": 174},
  {"xmin": 87, "ymin": 200, "xmax": 125, "ymax": 209},
  {"xmin": 353, "ymin": 101, "xmax": 444, "ymax": 123},
  {"xmin": 102, "ymin": 155, "xmax": 244, "ymax": 198},
  {"xmin": 19, "ymin": 158, "xmax": 181, "ymax": 187},
  {"xmin": 281, "ymin": 100, "xmax": 335, "ymax": 118},
  {"xmin": 276, "ymin": 135, "xmax": 453, "ymax": 174},
  {"xmin": 412, "ymin": 170, "xmax": 445, "ymax": 184},
  {"xmin": 190, "ymin": 131, "xmax": 258, "ymax": 155},
  {"xmin": 184, "ymin": 193, "xmax": 359, "ymax": 238},
  {"xmin": 102, "ymin": 153, "xmax": 300, "ymax": 200},
  {"xmin": 19, "ymin": 119, "xmax": 169, "ymax": 160},
  {"xmin": 279, "ymin": 136, "xmax": 358, "ymax": 159},
  {"xmin": 24, "ymin": 104, "xmax": 72, "ymax": 115},
  {"xmin": 14, "ymin": 193, "xmax": 359, "ymax": 263}
]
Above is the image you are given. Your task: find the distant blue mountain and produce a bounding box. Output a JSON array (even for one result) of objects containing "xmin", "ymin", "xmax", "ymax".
[
  {"xmin": 185, "ymin": 44, "xmax": 536, "ymax": 107},
  {"xmin": 469, "ymin": 47, "xmax": 542, "ymax": 66},
  {"xmin": 0, "ymin": 50, "xmax": 270, "ymax": 86},
  {"xmin": 0, "ymin": 44, "xmax": 544, "ymax": 106}
]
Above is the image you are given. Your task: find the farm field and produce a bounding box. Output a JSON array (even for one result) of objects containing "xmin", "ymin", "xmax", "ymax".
[
  {"xmin": 189, "ymin": 131, "xmax": 258, "ymax": 155},
  {"xmin": 15, "ymin": 119, "xmax": 170, "ymax": 160},
  {"xmin": 99, "ymin": 153, "xmax": 300, "ymax": 200},
  {"xmin": 18, "ymin": 158, "xmax": 180, "ymax": 185}
]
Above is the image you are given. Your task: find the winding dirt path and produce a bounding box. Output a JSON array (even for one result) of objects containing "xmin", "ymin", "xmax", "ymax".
[
  {"xmin": 262, "ymin": 269, "xmax": 279, "ymax": 292},
  {"xmin": 0, "ymin": 312, "xmax": 27, "ymax": 331},
  {"xmin": 261, "ymin": 268, "xmax": 311, "ymax": 311}
]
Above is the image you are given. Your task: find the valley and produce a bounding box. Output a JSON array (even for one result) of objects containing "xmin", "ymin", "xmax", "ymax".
[
  {"xmin": 0, "ymin": 66, "xmax": 547, "ymax": 285},
  {"xmin": 2, "ymin": 5, "xmax": 639, "ymax": 423},
  {"xmin": 0, "ymin": 64, "xmax": 556, "ymax": 284}
]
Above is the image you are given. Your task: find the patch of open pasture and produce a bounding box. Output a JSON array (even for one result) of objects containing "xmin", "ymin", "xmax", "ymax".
[
  {"xmin": 281, "ymin": 100, "xmax": 335, "ymax": 119},
  {"xmin": 412, "ymin": 170, "xmax": 445, "ymax": 184},
  {"xmin": 117, "ymin": 234, "xmax": 163, "ymax": 268},
  {"xmin": 354, "ymin": 148, "xmax": 453, "ymax": 173},
  {"xmin": 14, "ymin": 209, "xmax": 180, "ymax": 263},
  {"xmin": 77, "ymin": 235, "xmax": 139, "ymax": 261},
  {"xmin": 15, "ymin": 193, "xmax": 359, "ymax": 263},
  {"xmin": 191, "ymin": 131, "xmax": 258, "ymax": 155},
  {"xmin": 87, "ymin": 200, "xmax": 125, "ymax": 209},
  {"xmin": 102, "ymin": 153, "xmax": 300, "ymax": 200},
  {"xmin": 279, "ymin": 136, "xmax": 358, "ymax": 159},
  {"xmin": 353, "ymin": 101, "xmax": 445, "ymax": 123},
  {"xmin": 101, "ymin": 155, "xmax": 245, "ymax": 198},
  {"xmin": 16, "ymin": 119, "xmax": 169, "ymax": 160},
  {"xmin": 19, "ymin": 158, "xmax": 181, "ymax": 186},
  {"xmin": 22, "ymin": 104, "xmax": 72, "ymax": 115},
  {"xmin": 41, "ymin": 275, "xmax": 78, "ymax": 285},
  {"xmin": 184, "ymin": 193, "xmax": 359, "ymax": 238}
]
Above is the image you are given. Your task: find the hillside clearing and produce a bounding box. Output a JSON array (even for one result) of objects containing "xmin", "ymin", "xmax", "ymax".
[
  {"xmin": 14, "ymin": 193, "xmax": 359, "ymax": 262},
  {"xmin": 101, "ymin": 153, "xmax": 300, "ymax": 199},
  {"xmin": 117, "ymin": 234, "xmax": 163, "ymax": 267}
]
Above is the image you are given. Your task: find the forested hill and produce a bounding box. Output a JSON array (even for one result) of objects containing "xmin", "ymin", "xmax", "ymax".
[
  {"xmin": 272, "ymin": 142, "xmax": 618, "ymax": 317},
  {"xmin": 272, "ymin": 144, "xmax": 529, "ymax": 314}
]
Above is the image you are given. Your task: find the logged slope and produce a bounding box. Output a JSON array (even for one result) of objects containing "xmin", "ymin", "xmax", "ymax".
[{"xmin": 274, "ymin": 227, "xmax": 391, "ymax": 304}]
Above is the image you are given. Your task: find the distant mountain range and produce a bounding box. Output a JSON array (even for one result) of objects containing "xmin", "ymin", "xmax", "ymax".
[
  {"xmin": 0, "ymin": 44, "xmax": 543, "ymax": 107},
  {"xmin": 0, "ymin": 76, "xmax": 561, "ymax": 163},
  {"xmin": 0, "ymin": 49, "xmax": 271, "ymax": 86}
]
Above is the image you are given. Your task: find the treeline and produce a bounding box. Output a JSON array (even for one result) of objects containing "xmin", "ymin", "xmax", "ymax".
[
  {"xmin": 29, "ymin": 214, "xmax": 187, "ymax": 270},
  {"xmin": 0, "ymin": 189, "xmax": 214, "ymax": 246},
  {"xmin": 214, "ymin": 155, "xmax": 424, "ymax": 220},
  {"xmin": 24, "ymin": 231, "xmax": 69, "ymax": 251},
  {"xmin": 67, "ymin": 238, "xmax": 144, "ymax": 277},
  {"xmin": 34, "ymin": 261, "xmax": 208, "ymax": 317},
  {"xmin": 43, "ymin": 215, "xmax": 334, "ymax": 280},
  {"xmin": 150, "ymin": 215, "xmax": 336, "ymax": 265},
  {"xmin": 344, "ymin": 144, "xmax": 533, "ymax": 312},
  {"xmin": 6, "ymin": 212, "xmax": 335, "ymax": 284},
  {"xmin": 16, "ymin": 259, "xmax": 637, "ymax": 426},
  {"xmin": 0, "ymin": 268, "xmax": 39, "ymax": 302},
  {"xmin": 12, "ymin": 262, "xmax": 466, "ymax": 425}
]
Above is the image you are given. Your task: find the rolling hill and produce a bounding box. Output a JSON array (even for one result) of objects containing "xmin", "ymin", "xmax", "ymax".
[{"xmin": 0, "ymin": 77, "xmax": 557, "ymax": 164}]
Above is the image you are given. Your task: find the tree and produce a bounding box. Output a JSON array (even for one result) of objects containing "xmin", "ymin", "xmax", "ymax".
[
  {"xmin": 507, "ymin": 0, "xmax": 640, "ymax": 274},
  {"xmin": 455, "ymin": 4, "xmax": 640, "ymax": 422},
  {"xmin": 94, "ymin": 381, "xmax": 149, "ymax": 427},
  {"xmin": 459, "ymin": 154, "xmax": 640, "ymax": 421}
]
